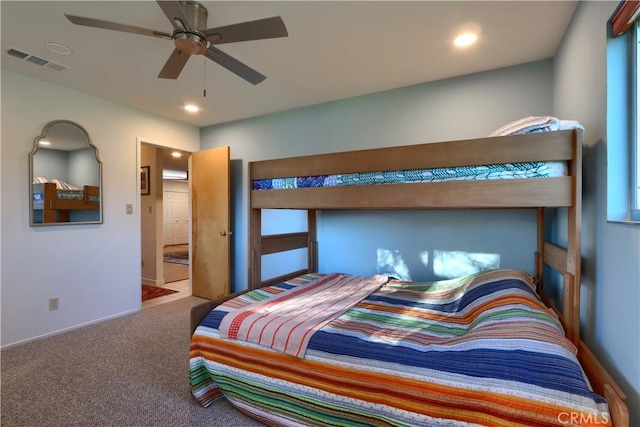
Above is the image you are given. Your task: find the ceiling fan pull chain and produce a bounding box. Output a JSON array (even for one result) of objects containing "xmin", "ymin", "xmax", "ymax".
[{"xmin": 203, "ymin": 58, "xmax": 207, "ymax": 98}]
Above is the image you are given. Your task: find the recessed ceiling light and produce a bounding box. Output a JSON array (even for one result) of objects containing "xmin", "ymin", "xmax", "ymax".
[
  {"xmin": 184, "ymin": 104, "xmax": 200, "ymax": 113},
  {"xmin": 454, "ymin": 32, "xmax": 478, "ymax": 48},
  {"xmin": 45, "ymin": 42, "xmax": 72, "ymax": 55},
  {"xmin": 171, "ymin": 151, "xmax": 183, "ymax": 158},
  {"xmin": 39, "ymin": 140, "xmax": 51, "ymax": 146}
]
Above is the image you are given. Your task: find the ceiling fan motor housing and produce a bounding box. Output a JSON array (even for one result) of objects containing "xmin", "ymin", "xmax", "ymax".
[{"xmin": 173, "ymin": 1, "xmax": 208, "ymax": 55}]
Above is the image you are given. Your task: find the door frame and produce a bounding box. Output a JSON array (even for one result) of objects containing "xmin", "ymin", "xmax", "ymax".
[{"xmin": 137, "ymin": 138, "xmax": 192, "ymax": 293}]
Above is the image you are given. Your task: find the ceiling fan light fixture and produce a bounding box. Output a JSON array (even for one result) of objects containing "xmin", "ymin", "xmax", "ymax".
[{"xmin": 174, "ymin": 32, "xmax": 206, "ymax": 55}]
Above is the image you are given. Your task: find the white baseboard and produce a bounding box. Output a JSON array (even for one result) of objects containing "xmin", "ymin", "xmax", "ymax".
[
  {"xmin": 0, "ymin": 308, "xmax": 140, "ymax": 350},
  {"xmin": 142, "ymin": 277, "xmax": 164, "ymax": 286}
]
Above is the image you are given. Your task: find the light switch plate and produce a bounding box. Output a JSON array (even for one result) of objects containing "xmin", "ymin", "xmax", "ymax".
[{"xmin": 126, "ymin": 204, "xmax": 133, "ymax": 215}]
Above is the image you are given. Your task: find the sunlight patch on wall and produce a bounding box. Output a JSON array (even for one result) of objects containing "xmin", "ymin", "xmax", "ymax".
[
  {"xmin": 377, "ymin": 249, "xmax": 412, "ymax": 281},
  {"xmin": 419, "ymin": 251, "xmax": 429, "ymax": 267},
  {"xmin": 433, "ymin": 250, "xmax": 500, "ymax": 279}
]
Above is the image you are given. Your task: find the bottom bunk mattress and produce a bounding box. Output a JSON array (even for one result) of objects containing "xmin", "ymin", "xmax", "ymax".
[{"xmin": 189, "ymin": 270, "xmax": 611, "ymax": 426}]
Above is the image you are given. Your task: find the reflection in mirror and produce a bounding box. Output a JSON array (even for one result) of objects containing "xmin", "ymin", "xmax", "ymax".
[{"xmin": 29, "ymin": 120, "xmax": 103, "ymax": 226}]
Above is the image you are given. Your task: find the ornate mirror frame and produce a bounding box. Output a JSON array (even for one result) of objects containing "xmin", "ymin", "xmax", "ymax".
[{"xmin": 29, "ymin": 120, "xmax": 103, "ymax": 226}]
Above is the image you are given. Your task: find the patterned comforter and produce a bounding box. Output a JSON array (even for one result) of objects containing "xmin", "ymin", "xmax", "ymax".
[
  {"xmin": 252, "ymin": 162, "xmax": 566, "ymax": 190},
  {"xmin": 190, "ymin": 270, "xmax": 610, "ymax": 426}
]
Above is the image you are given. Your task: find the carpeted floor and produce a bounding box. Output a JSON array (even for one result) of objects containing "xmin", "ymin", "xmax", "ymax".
[
  {"xmin": 1, "ymin": 297, "xmax": 265, "ymax": 427},
  {"xmin": 142, "ymin": 284, "xmax": 179, "ymax": 301}
]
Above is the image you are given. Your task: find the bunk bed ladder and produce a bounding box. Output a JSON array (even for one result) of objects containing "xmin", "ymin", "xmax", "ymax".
[{"xmin": 248, "ymin": 208, "xmax": 318, "ymax": 289}]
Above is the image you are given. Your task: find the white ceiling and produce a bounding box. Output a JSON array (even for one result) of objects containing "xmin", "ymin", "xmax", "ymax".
[{"xmin": 1, "ymin": 1, "xmax": 577, "ymax": 128}]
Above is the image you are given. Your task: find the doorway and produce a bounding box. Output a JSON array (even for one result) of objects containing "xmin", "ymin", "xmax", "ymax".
[{"xmin": 140, "ymin": 143, "xmax": 191, "ymax": 308}]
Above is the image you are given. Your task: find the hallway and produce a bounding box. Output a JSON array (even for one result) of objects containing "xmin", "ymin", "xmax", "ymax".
[
  {"xmin": 142, "ymin": 278, "xmax": 189, "ymax": 309},
  {"xmin": 142, "ymin": 244, "xmax": 190, "ymax": 309}
]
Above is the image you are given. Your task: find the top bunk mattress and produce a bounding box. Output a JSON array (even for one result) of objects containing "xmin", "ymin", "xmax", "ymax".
[
  {"xmin": 252, "ymin": 116, "xmax": 582, "ymax": 191},
  {"xmin": 253, "ymin": 160, "xmax": 567, "ymax": 190}
]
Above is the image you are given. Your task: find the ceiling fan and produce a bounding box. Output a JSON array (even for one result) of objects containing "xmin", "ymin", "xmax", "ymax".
[{"xmin": 64, "ymin": 1, "xmax": 288, "ymax": 84}]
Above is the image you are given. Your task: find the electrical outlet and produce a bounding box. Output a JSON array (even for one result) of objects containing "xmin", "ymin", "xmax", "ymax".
[{"xmin": 49, "ymin": 297, "xmax": 59, "ymax": 311}]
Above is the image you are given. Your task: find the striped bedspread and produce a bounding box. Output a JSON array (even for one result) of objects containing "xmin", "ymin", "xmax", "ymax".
[
  {"xmin": 219, "ymin": 273, "xmax": 387, "ymax": 357},
  {"xmin": 190, "ymin": 270, "xmax": 611, "ymax": 426}
]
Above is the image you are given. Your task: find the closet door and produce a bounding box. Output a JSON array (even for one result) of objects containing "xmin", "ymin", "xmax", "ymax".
[
  {"xmin": 191, "ymin": 146, "xmax": 230, "ymax": 299},
  {"xmin": 164, "ymin": 190, "xmax": 189, "ymax": 245}
]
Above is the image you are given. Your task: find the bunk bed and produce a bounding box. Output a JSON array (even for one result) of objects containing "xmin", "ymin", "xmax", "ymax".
[
  {"xmin": 189, "ymin": 125, "xmax": 629, "ymax": 426},
  {"xmin": 32, "ymin": 181, "xmax": 100, "ymax": 223}
]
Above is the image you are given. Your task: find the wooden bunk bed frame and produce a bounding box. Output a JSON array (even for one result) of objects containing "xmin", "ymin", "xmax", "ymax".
[
  {"xmin": 35, "ymin": 181, "xmax": 100, "ymax": 223},
  {"xmin": 190, "ymin": 129, "xmax": 629, "ymax": 426}
]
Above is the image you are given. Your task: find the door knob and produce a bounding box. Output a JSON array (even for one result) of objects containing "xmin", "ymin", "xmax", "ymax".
[{"xmin": 220, "ymin": 231, "xmax": 232, "ymax": 236}]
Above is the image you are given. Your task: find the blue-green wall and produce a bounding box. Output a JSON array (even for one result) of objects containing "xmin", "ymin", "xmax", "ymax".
[{"xmin": 201, "ymin": 60, "xmax": 553, "ymax": 287}]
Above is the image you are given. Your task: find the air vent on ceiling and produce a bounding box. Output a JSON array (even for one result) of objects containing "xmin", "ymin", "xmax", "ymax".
[{"xmin": 2, "ymin": 46, "xmax": 70, "ymax": 73}]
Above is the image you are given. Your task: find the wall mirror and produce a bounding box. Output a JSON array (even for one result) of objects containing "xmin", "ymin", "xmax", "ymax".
[{"xmin": 29, "ymin": 120, "xmax": 103, "ymax": 226}]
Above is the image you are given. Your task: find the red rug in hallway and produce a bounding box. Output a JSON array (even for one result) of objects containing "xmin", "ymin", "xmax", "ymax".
[{"xmin": 142, "ymin": 284, "xmax": 178, "ymax": 301}]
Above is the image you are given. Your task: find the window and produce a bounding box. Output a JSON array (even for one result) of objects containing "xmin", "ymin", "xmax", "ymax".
[
  {"xmin": 633, "ymin": 21, "xmax": 640, "ymax": 221},
  {"xmin": 607, "ymin": 1, "xmax": 640, "ymax": 223}
]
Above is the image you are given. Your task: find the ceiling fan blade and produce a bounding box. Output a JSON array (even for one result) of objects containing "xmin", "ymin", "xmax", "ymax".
[
  {"xmin": 204, "ymin": 46, "xmax": 266, "ymax": 85},
  {"xmin": 158, "ymin": 48, "xmax": 191, "ymax": 79},
  {"xmin": 203, "ymin": 16, "xmax": 288, "ymax": 44},
  {"xmin": 156, "ymin": 1, "xmax": 193, "ymax": 31},
  {"xmin": 65, "ymin": 14, "xmax": 172, "ymax": 40}
]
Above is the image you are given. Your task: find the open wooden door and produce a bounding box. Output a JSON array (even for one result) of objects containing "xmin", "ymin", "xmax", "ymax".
[{"xmin": 191, "ymin": 146, "xmax": 230, "ymax": 299}]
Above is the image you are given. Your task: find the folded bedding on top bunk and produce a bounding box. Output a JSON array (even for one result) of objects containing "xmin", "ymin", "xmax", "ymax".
[
  {"xmin": 33, "ymin": 176, "xmax": 81, "ymax": 190},
  {"xmin": 252, "ymin": 117, "xmax": 581, "ymax": 191},
  {"xmin": 488, "ymin": 116, "xmax": 584, "ymax": 137},
  {"xmin": 190, "ymin": 269, "xmax": 610, "ymax": 427}
]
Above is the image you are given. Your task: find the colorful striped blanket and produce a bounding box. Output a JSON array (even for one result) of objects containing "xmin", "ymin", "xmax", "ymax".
[
  {"xmin": 219, "ymin": 273, "xmax": 387, "ymax": 357},
  {"xmin": 190, "ymin": 270, "xmax": 611, "ymax": 426}
]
